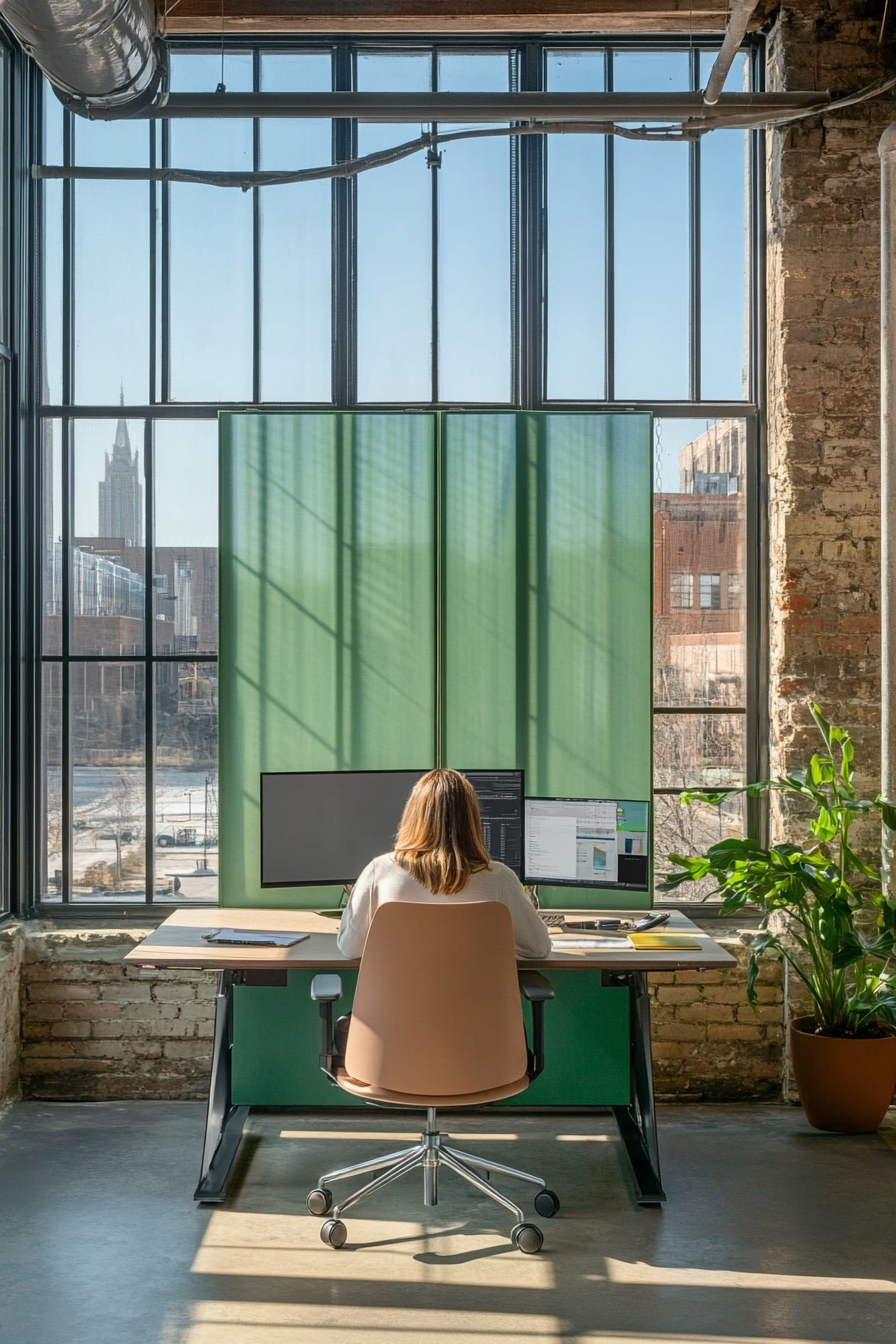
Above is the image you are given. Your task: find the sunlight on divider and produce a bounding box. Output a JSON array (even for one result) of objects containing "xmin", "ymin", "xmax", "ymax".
[{"xmin": 600, "ymin": 1260, "xmax": 896, "ymax": 1292}]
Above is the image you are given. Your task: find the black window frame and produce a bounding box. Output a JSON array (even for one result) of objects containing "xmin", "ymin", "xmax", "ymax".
[{"xmin": 22, "ymin": 32, "xmax": 767, "ymax": 916}]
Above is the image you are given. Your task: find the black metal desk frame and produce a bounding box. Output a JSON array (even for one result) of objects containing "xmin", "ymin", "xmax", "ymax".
[{"xmin": 194, "ymin": 964, "xmax": 666, "ymax": 1206}]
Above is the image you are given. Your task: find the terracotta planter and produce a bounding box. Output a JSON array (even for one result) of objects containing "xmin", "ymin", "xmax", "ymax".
[{"xmin": 789, "ymin": 1016, "xmax": 896, "ymax": 1133}]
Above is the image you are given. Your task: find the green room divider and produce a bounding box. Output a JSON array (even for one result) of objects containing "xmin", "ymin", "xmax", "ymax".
[
  {"xmin": 220, "ymin": 410, "xmax": 653, "ymax": 909},
  {"xmin": 220, "ymin": 410, "xmax": 652, "ymax": 1106}
]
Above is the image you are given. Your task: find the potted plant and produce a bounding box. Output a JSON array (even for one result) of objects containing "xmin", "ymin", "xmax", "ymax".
[{"xmin": 660, "ymin": 704, "xmax": 896, "ymax": 1132}]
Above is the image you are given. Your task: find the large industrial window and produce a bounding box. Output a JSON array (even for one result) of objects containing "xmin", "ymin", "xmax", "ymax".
[{"xmin": 37, "ymin": 38, "xmax": 762, "ymax": 908}]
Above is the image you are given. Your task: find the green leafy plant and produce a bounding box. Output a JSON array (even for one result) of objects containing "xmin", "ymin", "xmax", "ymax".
[{"xmin": 660, "ymin": 704, "xmax": 896, "ymax": 1037}]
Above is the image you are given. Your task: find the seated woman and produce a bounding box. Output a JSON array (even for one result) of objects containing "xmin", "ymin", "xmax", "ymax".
[{"xmin": 337, "ymin": 768, "xmax": 551, "ymax": 960}]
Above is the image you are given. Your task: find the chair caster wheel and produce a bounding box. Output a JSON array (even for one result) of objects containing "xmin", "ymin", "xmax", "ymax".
[
  {"xmin": 534, "ymin": 1188, "xmax": 560, "ymax": 1218},
  {"xmin": 320, "ymin": 1219, "xmax": 347, "ymax": 1248},
  {"xmin": 511, "ymin": 1222, "xmax": 543, "ymax": 1254},
  {"xmin": 306, "ymin": 1187, "xmax": 333, "ymax": 1216}
]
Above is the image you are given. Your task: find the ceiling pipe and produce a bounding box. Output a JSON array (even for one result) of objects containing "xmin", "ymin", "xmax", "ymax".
[
  {"xmin": 75, "ymin": 89, "xmax": 826, "ymax": 122},
  {"xmin": 0, "ymin": 0, "xmax": 166, "ymax": 115},
  {"xmin": 703, "ymin": 0, "xmax": 759, "ymax": 105}
]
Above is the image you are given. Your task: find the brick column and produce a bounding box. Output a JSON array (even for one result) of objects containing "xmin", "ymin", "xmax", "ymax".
[{"xmin": 766, "ymin": 2, "xmax": 894, "ymax": 842}]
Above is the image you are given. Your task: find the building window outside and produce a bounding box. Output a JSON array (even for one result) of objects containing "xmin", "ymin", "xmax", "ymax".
[
  {"xmin": 37, "ymin": 38, "xmax": 759, "ymax": 908},
  {"xmin": 670, "ymin": 573, "xmax": 694, "ymax": 609},
  {"xmin": 699, "ymin": 574, "xmax": 722, "ymax": 609},
  {"xmin": 653, "ymin": 416, "xmax": 752, "ymax": 899}
]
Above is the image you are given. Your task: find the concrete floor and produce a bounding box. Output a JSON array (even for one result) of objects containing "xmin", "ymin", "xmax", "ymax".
[{"xmin": 0, "ymin": 1103, "xmax": 894, "ymax": 1344}]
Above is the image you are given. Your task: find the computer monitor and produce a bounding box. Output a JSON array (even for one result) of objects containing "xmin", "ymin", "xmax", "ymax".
[
  {"xmin": 261, "ymin": 770, "xmax": 426, "ymax": 887},
  {"xmin": 523, "ymin": 797, "xmax": 650, "ymax": 891},
  {"xmin": 458, "ymin": 769, "xmax": 524, "ymax": 877},
  {"xmin": 260, "ymin": 767, "xmax": 526, "ymax": 888}
]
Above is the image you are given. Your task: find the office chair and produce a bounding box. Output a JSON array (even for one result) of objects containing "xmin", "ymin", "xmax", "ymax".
[{"xmin": 307, "ymin": 900, "xmax": 558, "ymax": 1253}]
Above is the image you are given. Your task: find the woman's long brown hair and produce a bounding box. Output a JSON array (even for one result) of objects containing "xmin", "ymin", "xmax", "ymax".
[{"xmin": 393, "ymin": 769, "xmax": 492, "ymax": 895}]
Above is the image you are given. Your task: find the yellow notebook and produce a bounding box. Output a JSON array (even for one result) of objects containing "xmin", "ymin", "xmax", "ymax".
[{"xmin": 629, "ymin": 932, "xmax": 702, "ymax": 950}]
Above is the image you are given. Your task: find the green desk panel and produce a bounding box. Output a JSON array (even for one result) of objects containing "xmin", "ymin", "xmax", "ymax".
[{"xmin": 232, "ymin": 971, "xmax": 631, "ymax": 1108}]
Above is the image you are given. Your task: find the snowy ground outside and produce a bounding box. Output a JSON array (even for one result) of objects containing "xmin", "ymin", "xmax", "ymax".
[{"xmin": 45, "ymin": 767, "xmax": 219, "ymax": 902}]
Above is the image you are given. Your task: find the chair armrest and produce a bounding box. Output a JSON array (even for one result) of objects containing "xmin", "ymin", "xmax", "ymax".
[
  {"xmin": 310, "ymin": 975, "xmax": 343, "ymax": 1082},
  {"xmin": 518, "ymin": 971, "xmax": 553, "ymax": 1081},
  {"xmin": 518, "ymin": 970, "xmax": 554, "ymax": 1002},
  {"xmin": 311, "ymin": 974, "xmax": 343, "ymax": 1002}
]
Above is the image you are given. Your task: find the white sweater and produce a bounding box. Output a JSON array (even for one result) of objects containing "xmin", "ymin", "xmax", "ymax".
[{"xmin": 336, "ymin": 853, "xmax": 552, "ymax": 961}]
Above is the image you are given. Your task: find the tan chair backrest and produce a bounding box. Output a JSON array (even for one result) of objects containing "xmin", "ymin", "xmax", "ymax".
[{"xmin": 344, "ymin": 901, "xmax": 528, "ymax": 1097}]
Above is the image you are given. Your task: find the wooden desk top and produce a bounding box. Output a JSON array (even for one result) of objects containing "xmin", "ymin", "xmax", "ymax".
[{"xmin": 123, "ymin": 906, "xmax": 737, "ymax": 973}]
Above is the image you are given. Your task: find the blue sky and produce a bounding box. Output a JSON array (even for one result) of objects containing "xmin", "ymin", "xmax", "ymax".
[{"xmin": 42, "ymin": 45, "xmax": 750, "ymax": 548}]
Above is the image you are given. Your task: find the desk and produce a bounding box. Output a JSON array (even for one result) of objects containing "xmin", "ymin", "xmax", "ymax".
[{"xmin": 125, "ymin": 906, "xmax": 735, "ymax": 1206}]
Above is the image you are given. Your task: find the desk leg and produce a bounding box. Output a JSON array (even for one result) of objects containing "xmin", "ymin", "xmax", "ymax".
[
  {"xmin": 610, "ymin": 971, "xmax": 666, "ymax": 1205},
  {"xmin": 194, "ymin": 970, "xmax": 250, "ymax": 1202}
]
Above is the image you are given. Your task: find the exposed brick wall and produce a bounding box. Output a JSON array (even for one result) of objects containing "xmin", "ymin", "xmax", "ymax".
[
  {"xmin": 4, "ymin": 921, "xmax": 786, "ymax": 1103},
  {"xmin": 766, "ymin": 2, "xmax": 895, "ymax": 843},
  {"xmin": 20, "ymin": 926, "xmax": 216, "ymax": 1100},
  {"xmin": 0, "ymin": 925, "xmax": 24, "ymax": 1105},
  {"xmin": 650, "ymin": 938, "xmax": 784, "ymax": 1101}
]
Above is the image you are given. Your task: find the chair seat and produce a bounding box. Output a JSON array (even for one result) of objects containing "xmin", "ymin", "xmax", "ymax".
[{"xmin": 334, "ymin": 1066, "xmax": 531, "ymax": 1107}]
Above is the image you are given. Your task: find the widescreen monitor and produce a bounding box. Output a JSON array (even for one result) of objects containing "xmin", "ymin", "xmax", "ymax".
[
  {"xmin": 523, "ymin": 797, "xmax": 650, "ymax": 891},
  {"xmin": 260, "ymin": 768, "xmax": 525, "ymax": 887}
]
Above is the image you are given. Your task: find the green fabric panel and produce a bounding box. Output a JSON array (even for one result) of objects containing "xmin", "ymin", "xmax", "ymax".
[
  {"xmin": 534, "ymin": 413, "xmax": 652, "ymax": 800},
  {"xmin": 442, "ymin": 412, "xmax": 652, "ymax": 907},
  {"xmin": 232, "ymin": 971, "xmax": 630, "ymax": 1107},
  {"xmin": 219, "ymin": 412, "xmax": 435, "ymax": 907},
  {"xmin": 441, "ymin": 413, "xmax": 521, "ymax": 766}
]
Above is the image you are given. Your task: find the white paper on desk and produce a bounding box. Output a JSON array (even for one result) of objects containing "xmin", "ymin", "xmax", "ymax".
[
  {"xmin": 526, "ymin": 814, "xmax": 577, "ymax": 879},
  {"xmin": 551, "ymin": 936, "xmax": 634, "ymax": 950}
]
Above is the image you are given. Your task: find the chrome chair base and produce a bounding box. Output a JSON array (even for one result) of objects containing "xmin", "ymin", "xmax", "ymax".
[{"xmin": 306, "ymin": 1107, "xmax": 558, "ymax": 1253}]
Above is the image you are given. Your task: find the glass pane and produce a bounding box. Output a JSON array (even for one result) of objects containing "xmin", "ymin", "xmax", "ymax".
[
  {"xmin": 654, "ymin": 790, "xmax": 745, "ymax": 901},
  {"xmin": 700, "ymin": 128, "xmax": 748, "ymax": 400},
  {"xmin": 219, "ymin": 411, "xmax": 435, "ymax": 903},
  {"xmin": 259, "ymin": 55, "xmax": 332, "ymax": 402},
  {"xmin": 72, "ymin": 418, "xmax": 146, "ymax": 656},
  {"xmin": 168, "ymin": 54, "xmax": 254, "ymax": 402},
  {"xmin": 156, "ymin": 662, "xmax": 218, "ymax": 902},
  {"xmin": 71, "ymin": 662, "xmax": 146, "ymax": 900},
  {"xmin": 42, "ymin": 419, "xmax": 62, "ymax": 655},
  {"xmin": 546, "ymin": 49, "xmax": 605, "ymax": 398},
  {"xmin": 443, "ymin": 413, "xmax": 652, "ymax": 804},
  {"xmin": 41, "ymin": 661, "xmax": 63, "ymax": 900},
  {"xmin": 168, "ymin": 183, "xmax": 253, "ymax": 401},
  {"xmin": 613, "ymin": 52, "xmax": 690, "ymax": 400},
  {"xmin": 153, "ymin": 420, "xmax": 218, "ymax": 656},
  {"xmin": 437, "ymin": 53, "xmax": 511, "ymax": 402},
  {"xmin": 700, "ymin": 38, "xmax": 749, "ymax": 399},
  {"xmin": 653, "ymin": 713, "xmax": 746, "ymax": 789},
  {"xmin": 356, "ymin": 54, "xmax": 432, "ymax": 402},
  {"xmin": 74, "ymin": 112, "xmax": 148, "ymax": 168},
  {"xmin": 43, "ymin": 174, "xmax": 64, "ymax": 408},
  {"xmin": 74, "ymin": 181, "xmax": 150, "ymax": 404},
  {"xmin": 42, "ymin": 81, "xmax": 64, "ymax": 404},
  {"xmin": 653, "ymin": 418, "xmax": 746, "ymax": 707}
]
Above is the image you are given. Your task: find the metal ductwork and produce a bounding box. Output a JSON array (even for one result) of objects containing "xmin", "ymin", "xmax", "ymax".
[
  {"xmin": 703, "ymin": 0, "xmax": 759, "ymax": 105},
  {"xmin": 0, "ymin": 0, "xmax": 167, "ymax": 116}
]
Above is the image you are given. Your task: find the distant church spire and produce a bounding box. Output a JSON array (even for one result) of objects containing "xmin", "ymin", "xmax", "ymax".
[
  {"xmin": 112, "ymin": 386, "xmax": 131, "ymax": 461},
  {"xmin": 98, "ymin": 391, "xmax": 143, "ymax": 545}
]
